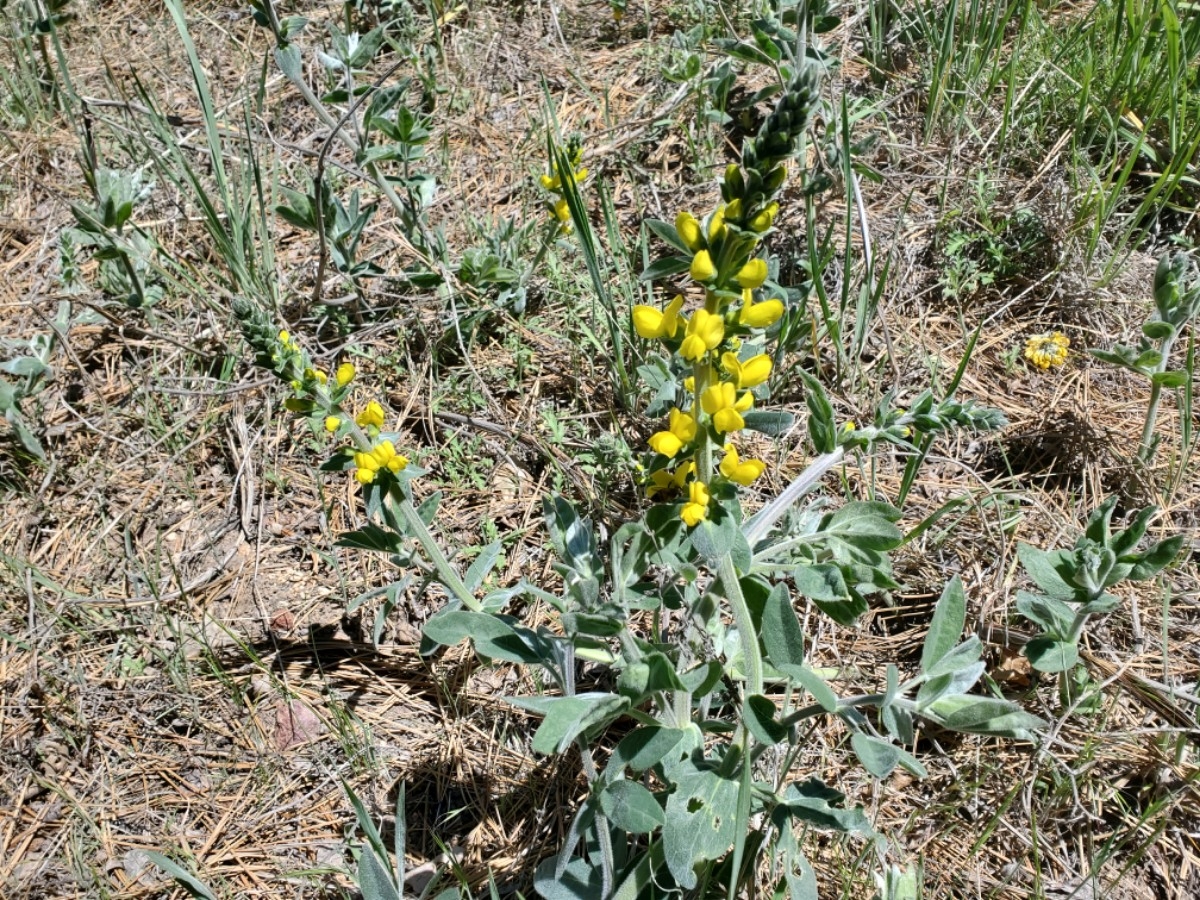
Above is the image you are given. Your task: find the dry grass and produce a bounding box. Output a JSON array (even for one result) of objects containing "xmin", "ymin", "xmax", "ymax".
[{"xmin": 2, "ymin": 0, "xmax": 1199, "ymax": 898}]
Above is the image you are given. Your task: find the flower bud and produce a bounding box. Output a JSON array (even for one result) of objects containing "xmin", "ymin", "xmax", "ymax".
[
  {"xmin": 689, "ymin": 249, "xmax": 716, "ymax": 283},
  {"xmin": 735, "ymin": 258, "xmax": 768, "ymax": 290},
  {"xmin": 675, "ymin": 211, "xmax": 703, "ymax": 251}
]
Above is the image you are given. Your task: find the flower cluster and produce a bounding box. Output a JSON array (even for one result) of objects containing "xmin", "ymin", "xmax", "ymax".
[
  {"xmin": 539, "ymin": 138, "xmax": 588, "ymax": 232},
  {"xmin": 632, "ymin": 72, "xmax": 820, "ymax": 527},
  {"xmin": 1024, "ymin": 331, "xmax": 1070, "ymax": 370},
  {"xmin": 232, "ymin": 301, "xmax": 410, "ymax": 488}
]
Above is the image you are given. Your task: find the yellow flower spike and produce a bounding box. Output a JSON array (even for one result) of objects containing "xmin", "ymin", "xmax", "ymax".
[
  {"xmin": 720, "ymin": 443, "xmax": 766, "ymax": 486},
  {"xmin": 554, "ymin": 199, "xmax": 571, "ymax": 223},
  {"xmin": 356, "ymin": 401, "xmax": 385, "ymax": 429},
  {"xmin": 720, "ymin": 351, "xmax": 772, "ymax": 389},
  {"xmin": 676, "ymin": 211, "xmax": 703, "ymax": 251},
  {"xmin": 708, "ymin": 206, "xmax": 727, "ymax": 242},
  {"xmin": 680, "ymin": 481, "xmax": 711, "ymax": 527},
  {"xmin": 689, "ymin": 249, "xmax": 717, "ymax": 283},
  {"xmin": 735, "ymin": 258, "xmax": 769, "ymax": 290},
  {"xmin": 324, "ymin": 416, "xmax": 341, "ymax": 433},
  {"xmin": 739, "ymin": 290, "xmax": 785, "ymax": 328},
  {"xmin": 336, "ymin": 362, "xmax": 356, "ymax": 387},
  {"xmin": 680, "ymin": 308, "xmax": 725, "ymax": 361},
  {"xmin": 632, "ymin": 294, "xmax": 684, "ymax": 340},
  {"xmin": 701, "ymin": 382, "xmax": 753, "ymax": 433},
  {"xmin": 540, "ymin": 173, "xmax": 560, "ymax": 191},
  {"xmin": 648, "ymin": 408, "xmax": 698, "ymax": 458},
  {"xmin": 1023, "ymin": 331, "xmax": 1070, "ymax": 370},
  {"xmin": 355, "ymin": 467, "xmax": 376, "ymax": 485}
]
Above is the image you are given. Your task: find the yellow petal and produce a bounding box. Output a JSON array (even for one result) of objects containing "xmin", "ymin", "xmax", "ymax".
[
  {"xmin": 632, "ymin": 305, "xmax": 665, "ymax": 339},
  {"xmin": 735, "ymin": 258, "xmax": 768, "ymax": 290},
  {"xmin": 689, "ymin": 250, "xmax": 716, "ymax": 282},
  {"xmin": 336, "ymin": 362, "xmax": 356, "ymax": 387},
  {"xmin": 676, "ymin": 212, "xmax": 703, "ymax": 251},
  {"xmin": 648, "ymin": 431, "xmax": 684, "ymax": 458},
  {"xmin": 324, "ymin": 416, "xmax": 341, "ymax": 433}
]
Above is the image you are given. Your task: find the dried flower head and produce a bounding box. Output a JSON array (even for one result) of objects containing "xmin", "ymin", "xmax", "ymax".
[{"xmin": 1024, "ymin": 331, "xmax": 1069, "ymax": 370}]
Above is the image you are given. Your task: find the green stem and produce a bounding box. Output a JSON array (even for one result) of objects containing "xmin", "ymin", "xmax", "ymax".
[
  {"xmin": 718, "ymin": 553, "xmax": 762, "ymax": 734},
  {"xmin": 1140, "ymin": 333, "xmax": 1177, "ymax": 462},
  {"xmin": 343, "ymin": 418, "xmax": 479, "ymax": 612}
]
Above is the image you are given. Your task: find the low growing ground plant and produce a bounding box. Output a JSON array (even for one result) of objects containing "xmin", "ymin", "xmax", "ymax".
[{"xmin": 235, "ymin": 67, "xmax": 1052, "ymax": 899}]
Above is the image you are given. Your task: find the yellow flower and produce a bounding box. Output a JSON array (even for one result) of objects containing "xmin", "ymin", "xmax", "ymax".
[
  {"xmin": 708, "ymin": 206, "xmax": 726, "ymax": 242},
  {"xmin": 336, "ymin": 362, "xmax": 356, "ymax": 387},
  {"xmin": 720, "ymin": 351, "xmax": 772, "ymax": 389},
  {"xmin": 680, "ymin": 480, "xmax": 711, "ymax": 527},
  {"xmin": 735, "ymin": 258, "xmax": 768, "ymax": 290},
  {"xmin": 725, "ymin": 199, "xmax": 743, "ymax": 222},
  {"xmin": 371, "ymin": 439, "xmax": 409, "ymax": 473},
  {"xmin": 1024, "ymin": 331, "xmax": 1070, "ymax": 370},
  {"xmin": 353, "ymin": 450, "xmax": 378, "ymax": 484},
  {"xmin": 748, "ymin": 202, "xmax": 779, "ymax": 233},
  {"xmin": 680, "ymin": 309, "xmax": 724, "ymax": 361},
  {"xmin": 689, "ymin": 249, "xmax": 716, "ymax": 283},
  {"xmin": 701, "ymin": 382, "xmax": 754, "ymax": 433},
  {"xmin": 632, "ymin": 294, "xmax": 685, "ymax": 340},
  {"xmin": 648, "ymin": 408, "xmax": 697, "ymax": 458},
  {"xmin": 554, "ymin": 199, "xmax": 571, "ymax": 222},
  {"xmin": 353, "ymin": 440, "xmax": 408, "ymax": 484},
  {"xmin": 324, "ymin": 416, "xmax": 341, "ymax": 433},
  {"xmin": 739, "ymin": 290, "xmax": 784, "ymax": 328},
  {"xmin": 305, "ymin": 367, "xmax": 328, "ymax": 384},
  {"xmin": 356, "ymin": 401, "xmax": 385, "ymax": 429},
  {"xmin": 676, "ymin": 211, "xmax": 703, "ymax": 251},
  {"xmin": 719, "ymin": 443, "xmax": 766, "ymax": 486},
  {"xmin": 646, "ymin": 460, "xmax": 693, "ymax": 499},
  {"xmin": 540, "ymin": 172, "xmax": 560, "ymax": 191},
  {"xmin": 683, "ymin": 376, "xmax": 695, "ymax": 392}
]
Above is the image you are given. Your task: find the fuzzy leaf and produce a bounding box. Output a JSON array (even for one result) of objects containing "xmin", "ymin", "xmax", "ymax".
[
  {"xmin": 851, "ymin": 733, "xmax": 899, "ymax": 778},
  {"xmin": 662, "ymin": 765, "xmax": 739, "ymax": 889},
  {"xmin": 1024, "ymin": 637, "xmax": 1078, "ymax": 673},
  {"xmin": 600, "ymin": 780, "xmax": 664, "ymax": 834},
  {"xmin": 761, "ymin": 582, "xmax": 804, "ymax": 668},
  {"xmin": 921, "ymin": 576, "xmax": 965, "ymax": 673}
]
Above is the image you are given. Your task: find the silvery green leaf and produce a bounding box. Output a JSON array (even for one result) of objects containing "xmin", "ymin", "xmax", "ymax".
[
  {"xmin": 1142, "ymin": 320, "xmax": 1175, "ymax": 340},
  {"xmin": 761, "ymin": 582, "xmax": 804, "ymax": 668},
  {"xmin": 610, "ymin": 725, "xmax": 691, "ymax": 774},
  {"xmin": 825, "ymin": 501, "xmax": 903, "ymax": 551},
  {"xmin": 535, "ymin": 853, "xmax": 606, "ymax": 900},
  {"xmin": 780, "ymin": 778, "xmax": 873, "ymax": 834},
  {"xmin": 1017, "ymin": 544, "xmax": 1081, "ymax": 600},
  {"xmin": 0, "ymin": 356, "xmax": 50, "ymax": 378},
  {"xmin": 423, "ymin": 610, "xmax": 547, "ymax": 665},
  {"xmin": 921, "ymin": 576, "xmax": 965, "ymax": 673},
  {"xmin": 357, "ymin": 846, "xmax": 401, "ymax": 900},
  {"xmin": 1024, "ymin": 637, "xmax": 1078, "ymax": 673},
  {"xmin": 512, "ymin": 693, "xmax": 628, "ymax": 755},
  {"xmin": 1127, "ymin": 535, "xmax": 1184, "ymax": 580},
  {"xmin": 924, "ymin": 636, "xmax": 983, "ymax": 679},
  {"xmin": 141, "ymin": 851, "xmax": 218, "ymax": 900},
  {"xmin": 464, "ymin": 540, "xmax": 503, "ymax": 592},
  {"xmin": 663, "ymin": 764, "xmax": 739, "ymax": 888},
  {"xmin": 851, "ymin": 732, "xmax": 899, "ymax": 778},
  {"xmin": 745, "ymin": 693, "xmax": 788, "ymax": 744},
  {"xmin": 600, "ymin": 780, "xmax": 665, "ymax": 834},
  {"xmin": 1015, "ymin": 591, "xmax": 1074, "ymax": 636},
  {"xmin": 924, "ymin": 695, "xmax": 1045, "ymax": 740},
  {"xmin": 1152, "ymin": 370, "xmax": 1189, "ymax": 388}
]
